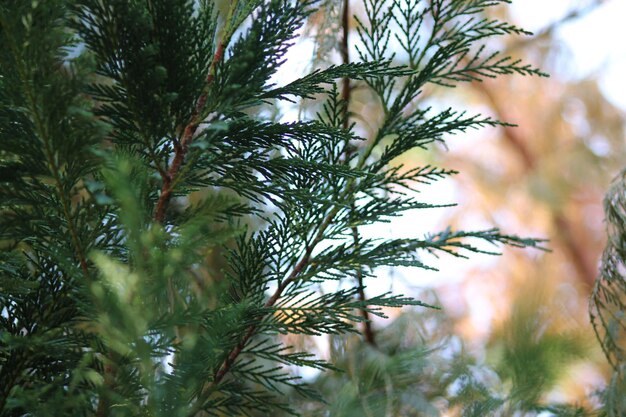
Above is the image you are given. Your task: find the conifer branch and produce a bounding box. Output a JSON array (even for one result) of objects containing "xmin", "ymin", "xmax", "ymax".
[
  {"xmin": 194, "ymin": 210, "xmax": 338, "ymax": 414},
  {"xmin": 154, "ymin": 42, "xmax": 225, "ymax": 223},
  {"xmin": 0, "ymin": 13, "xmax": 90, "ymax": 277},
  {"xmin": 1, "ymin": 1, "xmax": 548, "ymax": 415},
  {"xmin": 194, "ymin": 117, "xmax": 422, "ymax": 412},
  {"xmin": 591, "ymin": 168, "xmax": 626, "ymax": 370}
]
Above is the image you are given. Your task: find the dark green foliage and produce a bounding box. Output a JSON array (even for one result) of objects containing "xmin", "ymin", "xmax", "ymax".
[{"xmin": 1, "ymin": 0, "xmax": 547, "ymax": 416}]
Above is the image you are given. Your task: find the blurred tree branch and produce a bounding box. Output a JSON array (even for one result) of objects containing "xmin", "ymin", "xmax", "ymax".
[
  {"xmin": 456, "ymin": 0, "xmax": 618, "ymax": 290},
  {"xmin": 470, "ymin": 78, "xmax": 598, "ymax": 289}
]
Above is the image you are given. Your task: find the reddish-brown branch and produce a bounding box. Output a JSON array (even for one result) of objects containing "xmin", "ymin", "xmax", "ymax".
[
  {"xmin": 472, "ymin": 80, "xmax": 535, "ymax": 170},
  {"xmin": 78, "ymin": 251, "xmax": 89, "ymax": 276},
  {"xmin": 154, "ymin": 42, "xmax": 225, "ymax": 223},
  {"xmin": 95, "ymin": 362, "xmax": 115, "ymax": 417},
  {"xmin": 211, "ymin": 253, "xmax": 313, "ymax": 384},
  {"xmin": 472, "ymin": 79, "xmax": 597, "ymax": 289},
  {"xmin": 191, "ymin": 1, "xmax": 379, "ymax": 409},
  {"xmin": 353, "ymin": 227, "xmax": 377, "ymax": 346},
  {"xmin": 188, "ymin": 210, "xmax": 345, "ymax": 415},
  {"xmin": 340, "ymin": 0, "xmax": 376, "ymax": 346},
  {"xmin": 553, "ymin": 214, "xmax": 597, "ymax": 288},
  {"xmin": 208, "ymin": 229, "xmax": 324, "ymax": 386},
  {"xmin": 357, "ymin": 283, "xmax": 376, "ymax": 344},
  {"xmin": 340, "ymin": 0, "xmax": 350, "ymax": 130}
]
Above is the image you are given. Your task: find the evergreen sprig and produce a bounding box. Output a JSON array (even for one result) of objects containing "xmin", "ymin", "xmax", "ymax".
[{"xmin": 1, "ymin": 0, "xmax": 545, "ymax": 415}]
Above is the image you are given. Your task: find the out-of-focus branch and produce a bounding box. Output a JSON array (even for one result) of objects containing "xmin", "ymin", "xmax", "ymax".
[
  {"xmin": 471, "ymin": 79, "xmax": 597, "ymax": 289},
  {"xmin": 471, "ymin": 0, "xmax": 613, "ymax": 289},
  {"xmin": 476, "ymin": 82, "xmax": 535, "ymax": 170}
]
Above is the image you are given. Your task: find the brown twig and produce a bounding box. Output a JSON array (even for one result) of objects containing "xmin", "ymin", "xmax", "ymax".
[
  {"xmin": 95, "ymin": 362, "xmax": 115, "ymax": 417},
  {"xmin": 190, "ymin": 213, "xmax": 339, "ymax": 415},
  {"xmin": 212, "ymin": 252, "xmax": 313, "ymax": 384},
  {"xmin": 352, "ymin": 226, "xmax": 377, "ymax": 346},
  {"xmin": 153, "ymin": 42, "xmax": 225, "ymax": 223},
  {"xmin": 98, "ymin": 9, "xmax": 232, "ymax": 417},
  {"xmin": 340, "ymin": 0, "xmax": 351, "ymax": 132},
  {"xmin": 189, "ymin": 1, "xmax": 384, "ymax": 411},
  {"xmin": 340, "ymin": 0, "xmax": 376, "ymax": 346},
  {"xmin": 438, "ymin": 0, "xmax": 603, "ymax": 289}
]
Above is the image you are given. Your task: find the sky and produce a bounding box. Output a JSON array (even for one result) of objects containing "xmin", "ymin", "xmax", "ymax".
[{"xmin": 511, "ymin": 0, "xmax": 626, "ymax": 110}]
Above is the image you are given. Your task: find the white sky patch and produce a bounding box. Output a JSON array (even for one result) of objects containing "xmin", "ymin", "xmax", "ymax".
[
  {"xmin": 509, "ymin": 0, "xmax": 574, "ymax": 32},
  {"xmin": 512, "ymin": 0, "xmax": 626, "ymax": 110}
]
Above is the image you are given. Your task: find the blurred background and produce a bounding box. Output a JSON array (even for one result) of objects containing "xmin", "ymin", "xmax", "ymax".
[{"xmin": 267, "ymin": 0, "xmax": 626, "ymax": 414}]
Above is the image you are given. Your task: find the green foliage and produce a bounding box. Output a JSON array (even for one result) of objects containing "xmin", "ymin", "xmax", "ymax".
[
  {"xmin": 492, "ymin": 286, "xmax": 589, "ymax": 409},
  {"xmin": 284, "ymin": 292, "xmax": 593, "ymax": 417},
  {"xmin": 1, "ymin": 0, "xmax": 548, "ymax": 416},
  {"xmin": 591, "ymin": 168, "xmax": 626, "ymax": 417}
]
